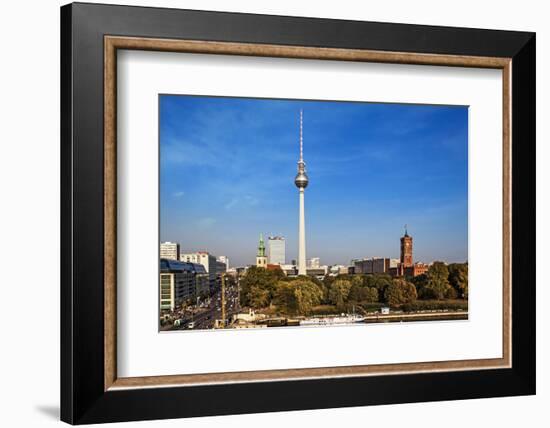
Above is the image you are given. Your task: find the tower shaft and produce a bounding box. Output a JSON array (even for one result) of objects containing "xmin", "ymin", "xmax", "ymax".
[
  {"xmin": 294, "ymin": 110, "xmax": 309, "ymax": 276},
  {"xmin": 298, "ymin": 189, "xmax": 306, "ymax": 275}
]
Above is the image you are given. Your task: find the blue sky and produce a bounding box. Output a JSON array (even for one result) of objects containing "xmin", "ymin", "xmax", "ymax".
[{"xmin": 160, "ymin": 95, "xmax": 468, "ymax": 267}]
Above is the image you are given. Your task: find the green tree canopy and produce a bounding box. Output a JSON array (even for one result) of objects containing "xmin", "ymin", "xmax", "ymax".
[
  {"xmin": 411, "ymin": 273, "xmax": 429, "ymax": 299},
  {"xmin": 348, "ymin": 275, "xmax": 379, "ymax": 304},
  {"xmin": 328, "ymin": 279, "xmax": 353, "ymax": 310},
  {"xmin": 274, "ymin": 278, "xmax": 323, "ymax": 315},
  {"xmin": 384, "ymin": 278, "xmax": 417, "ymax": 306},
  {"xmin": 424, "ymin": 261, "xmax": 451, "ymax": 300},
  {"xmin": 365, "ymin": 274, "xmax": 393, "ymax": 298},
  {"xmin": 356, "ymin": 286, "xmax": 379, "ymax": 303},
  {"xmin": 448, "ymin": 263, "xmax": 468, "ymax": 299},
  {"xmin": 239, "ymin": 266, "xmax": 284, "ymax": 308}
]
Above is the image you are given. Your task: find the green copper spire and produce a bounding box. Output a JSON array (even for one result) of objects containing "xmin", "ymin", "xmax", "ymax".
[{"xmin": 258, "ymin": 233, "xmax": 266, "ymax": 257}]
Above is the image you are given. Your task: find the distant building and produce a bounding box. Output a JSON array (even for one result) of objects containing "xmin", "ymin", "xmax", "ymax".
[
  {"xmin": 266, "ymin": 264, "xmax": 284, "ymax": 274},
  {"xmin": 307, "ymin": 266, "xmax": 328, "ymax": 280},
  {"xmin": 180, "ymin": 252, "xmax": 216, "ymax": 273},
  {"xmin": 395, "ymin": 227, "xmax": 427, "ymax": 277},
  {"xmin": 217, "ymin": 255, "xmax": 229, "ymax": 270},
  {"xmin": 160, "ymin": 241, "xmax": 180, "ymax": 260},
  {"xmin": 403, "ymin": 262, "xmax": 429, "ymax": 277},
  {"xmin": 354, "ymin": 257, "xmax": 399, "ymax": 274},
  {"xmin": 308, "ymin": 257, "xmax": 320, "ymax": 268},
  {"xmin": 329, "ymin": 265, "xmax": 351, "ymax": 276},
  {"xmin": 388, "ymin": 258, "xmax": 400, "ymax": 268},
  {"xmin": 268, "ymin": 236, "xmax": 285, "ymax": 265},
  {"xmin": 225, "ymin": 267, "xmax": 238, "ymax": 277},
  {"xmin": 215, "ymin": 260, "xmax": 227, "ymax": 274},
  {"xmin": 352, "ymin": 226, "xmax": 427, "ymax": 278},
  {"xmin": 400, "ymin": 226, "xmax": 413, "ymax": 268},
  {"xmin": 280, "ymin": 263, "xmax": 298, "ymax": 276},
  {"xmin": 180, "ymin": 251, "xmax": 220, "ymax": 291},
  {"xmin": 159, "ymin": 259, "xmax": 208, "ymax": 311},
  {"xmin": 256, "ymin": 234, "xmax": 267, "ymax": 268}
]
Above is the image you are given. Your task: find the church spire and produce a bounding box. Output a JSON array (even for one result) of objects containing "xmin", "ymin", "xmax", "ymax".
[
  {"xmin": 257, "ymin": 233, "xmax": 266, "ymax": 257},
  {"xmin": 256, "ymin": 233, "xmax": 267, "ymax": 268}
]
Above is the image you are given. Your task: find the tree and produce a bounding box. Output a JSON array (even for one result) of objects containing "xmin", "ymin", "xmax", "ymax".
[
  {"xmin": 444, "ymin": 286, "xmax": 458, "ymax": 299},
  {"xmin": 274, "ymin": 279, "xmax": 323, "ymax": 315},
  {"xmin": 348, "ymin": 277, "xmax": 379, "ymax": 304},
  {"xmin": 328, "ymin": 279, "xmax": 353, "ymax": 309},
  {"xmin": 411, "ymin": 273, "xmax": 431, "ymax": 299},
  {"xmin": 239, "ymin": 266, "xmax": 283, "ymax": 308},
  {"xmin": 424, "ymin": 262, "xmax": 451, "ymax": 300},
  {"xmin": 448, "ymin": 263, "xmax": 468, "ymax": 299},
  {"xmin": 384, "ymin": 278, "xmax": 417, "ymax": 306},
  {"xmin": 365, "ymin": 274, "xmax": 393, "ymax": 301},
  {"xmin": 351, "ymin": 275, "xmax": 365, "ymax": 288},
  {"xmin": 360, "ymin": 287, "xmax": 379, "ymax": 303}
]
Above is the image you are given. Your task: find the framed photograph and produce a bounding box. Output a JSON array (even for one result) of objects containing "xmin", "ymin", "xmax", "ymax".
[{"xmin": 61, "ymin": 2, "xmax": 535, "ymax": 424}]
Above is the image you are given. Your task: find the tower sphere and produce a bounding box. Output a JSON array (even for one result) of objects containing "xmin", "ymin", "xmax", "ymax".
[{"xmin": 295, "ymin": 168, "xmax": 309, "ymax": 189}]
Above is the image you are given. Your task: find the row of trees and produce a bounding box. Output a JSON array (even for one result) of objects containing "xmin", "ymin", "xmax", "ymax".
[
  {"xmin": 239, "ymin": 262, "xmax": 467, "ymax": 315},
  {"xmin": 412, "ymin": 262, "xmax": 468, "ymax": 300}
]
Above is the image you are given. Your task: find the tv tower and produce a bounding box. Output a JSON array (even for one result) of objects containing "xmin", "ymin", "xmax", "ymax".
[{"xmin": 294, "ymin": 110, "xmax": 309, "ymax": 275}]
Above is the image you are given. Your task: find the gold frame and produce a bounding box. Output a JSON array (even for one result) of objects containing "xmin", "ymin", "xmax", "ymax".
[{"xmin": 104, "ymin": 36, "xmax": 512, "ymax": 391}]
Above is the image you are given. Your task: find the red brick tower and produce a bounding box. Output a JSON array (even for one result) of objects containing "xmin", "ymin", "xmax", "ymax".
[{"xmin": 400, "ymin": 225, "xmax": 413, "ymax": 268}]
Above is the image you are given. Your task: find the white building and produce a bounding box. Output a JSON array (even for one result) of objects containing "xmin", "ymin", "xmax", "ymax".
[
  {"xmin": 160, "ymin": 241, "xmax": 180, "ymax": 260},
  {"xmin": 180, "ymin": 251, "xmax": 221, "ymax": 291},
  {"xmin": 329, "ymin": 264, "xmax": 350, "ymax": 276},
  {"xmin": 268, "ymin": 236, "xmax": 286, "ymax": 265},
  {"xmin": 217, "ymin": 256, "xmax": 229, "ymax": 270},
  {"xmin": 308, "ymin": 257, "xmax": 320, "ymax": 268},
  {"xmin": 181, "ymin": 252, "xmax": 215, "ymax": 272},
  {"xmin": 307, "ymin": 265, "xmax": 328, "ymax": 280}
]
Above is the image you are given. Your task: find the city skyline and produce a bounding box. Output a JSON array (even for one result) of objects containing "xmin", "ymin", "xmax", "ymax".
[{"xmin": 160, "ymin": 95, "xmax": 468, "ymax": 266}]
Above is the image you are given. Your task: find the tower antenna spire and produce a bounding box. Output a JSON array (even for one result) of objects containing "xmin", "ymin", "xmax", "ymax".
[{"xmin": 299, "ymin": 109, "xmax": 303, "ymax": 162}]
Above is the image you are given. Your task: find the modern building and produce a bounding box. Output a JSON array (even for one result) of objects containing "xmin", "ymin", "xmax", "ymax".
[
  {"xmin": 215, "ymin": 260, "xmax": 227, "ymax": 274},
  {"xmin": 307, "ymin": 266, "xmax": 328, "ymax": 280},
  {"xmin": 280, "ymin": 263, "xmax": 298, "ymax": 276},
  {"xmin": 159, "ymin": 258, "xmax": 208, "ymax": 312},
  {"xmin": 217, "ymin": 255, "xmax": 229, "ymax": 270},
  {"xmin": 354, "ymin": 258, "xmax": 373, "ymax": 274},
  {"xmin": 294, "ymin": 110, "xmax": 309, "ymax": 276},
  {"xmin": 354, "ymin": 257, "xmax": 400, "ymax": 274},
  {"xmin": 256, "ymin": 234, "xmax": 267, "ymax": 268},
  {"xmin": 180, "ymin": 251, "xmax": 216, "ymax": 272},
  {"xmin": 180, "ymin": 251, "xmax": 220, "ymax": 291},
  {"xmin": 268, "ymin": 236, "xmax": 286, "ymax": 265},
  {"xmin": 308, "ymin": 257, "xmax": 320, "ymax": 268},
  {"xmin": 160, "ymin": 241, "xmax": 180, "ymax": 260},
  {"xmin": 329, "ymin": 265, "xmax": 351, "ymax": 276}
]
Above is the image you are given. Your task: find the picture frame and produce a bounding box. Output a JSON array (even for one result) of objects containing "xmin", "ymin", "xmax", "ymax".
[{"xmin": 61, "ymin": 2, "xmax": 535, "ymax": 424}]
